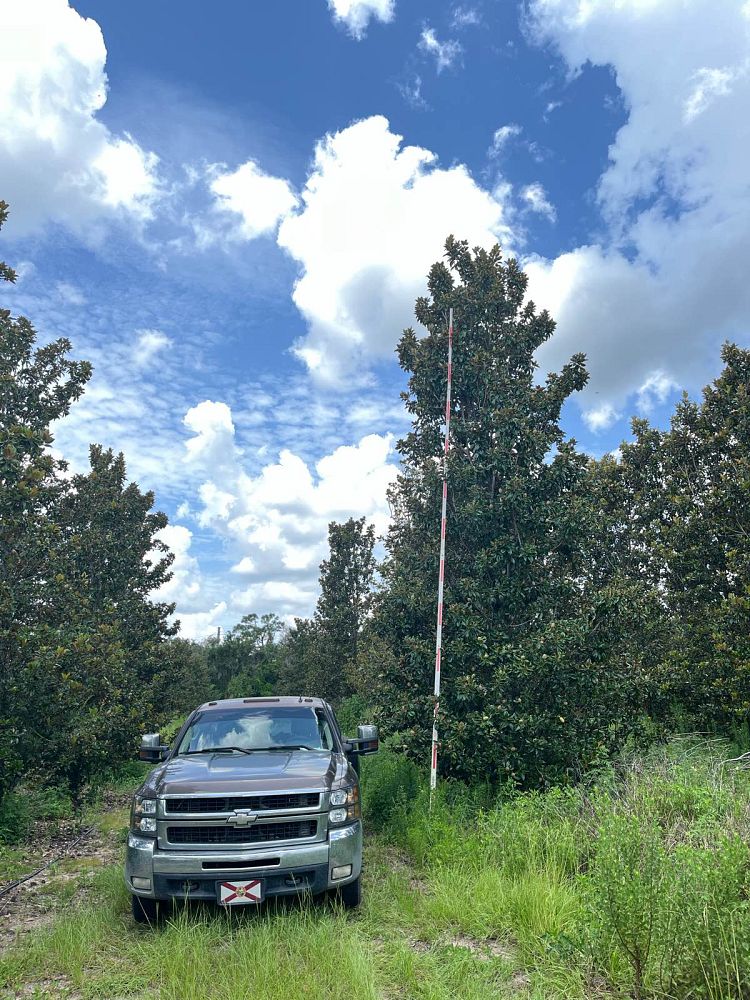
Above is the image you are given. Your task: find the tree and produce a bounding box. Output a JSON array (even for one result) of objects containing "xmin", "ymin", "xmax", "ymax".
[
  {"xmin": 0, "ymin": 201, "xmax": 92, "ymax": 795},
  {"xmin": 149, "ymin": 639, "xmax": 214, "ymax": 720},
  {"xmin": 374, "ymin": 238, "xmax": 645, "ymax": 785},
  {"xmin": 57, "ymin": 445, "xmax": 176, "ymax": 658},
  {"xmin": 209, "ymin": 613, "xmax": 284, "ymax": 698},
  {"xmin": 1, "ymin": 200, "xmax": 185, "ymax": 799},
  {"xmin": 591, "ymin": 344, "xmax": 750, "ymax": 729},
  {"xmin": 278, "ymin": 518, "xmax": 377, "ymax": 704}
]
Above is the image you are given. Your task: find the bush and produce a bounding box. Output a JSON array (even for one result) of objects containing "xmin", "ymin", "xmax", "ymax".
[
  {"xmin": 0, "ymin": 784, "xmax": 74, "ymax": 844},
  {"xmin": 359, "ymin": 744, "xmax": 421, "ymax": 832},
  {"xmin": 0, "ymin": 791, "xmax": 31, "ymax": 843}
]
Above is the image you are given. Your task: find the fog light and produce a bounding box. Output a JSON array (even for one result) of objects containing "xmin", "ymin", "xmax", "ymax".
[
  {"xmin": 132, "ymin": 877, "xmax": 152, "ymax": 890},
  {"xmin": 331, "ymin": 865, "xmax": 352, "ymax": 881}
]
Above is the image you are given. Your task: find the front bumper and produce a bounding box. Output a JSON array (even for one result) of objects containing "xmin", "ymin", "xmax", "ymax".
[{"xmin": 125, "ymin": 822, "xmax": 362, "ymax": 902}]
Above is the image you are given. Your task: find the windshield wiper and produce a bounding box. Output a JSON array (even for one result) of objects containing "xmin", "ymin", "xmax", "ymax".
[
  {"xmin": 184, "ymin": 747, "xmax": 255, "ymax": 756},
  {"xmin": 253, "ymin": 744, "xmax": 319, "ymax": 752}
]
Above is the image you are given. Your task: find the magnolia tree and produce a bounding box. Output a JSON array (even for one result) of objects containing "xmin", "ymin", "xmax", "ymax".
[{"xmin": 374, "ymin": 238, "xmax": 647, "ymax": 786}]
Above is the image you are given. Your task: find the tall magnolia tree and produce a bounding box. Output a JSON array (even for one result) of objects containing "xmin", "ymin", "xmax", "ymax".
[
  {"xmin": 375, "ymin": 238, "xmax": 646, "ymax": 785},
  {"xmin": 0, "ymin": 201, "xmax": 92, "ymax": 795}
]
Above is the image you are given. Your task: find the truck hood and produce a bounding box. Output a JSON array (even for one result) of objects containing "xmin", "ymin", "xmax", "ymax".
[{"xmin": 143, "ymin": 750, "xmax": 341, "ymax": 798}]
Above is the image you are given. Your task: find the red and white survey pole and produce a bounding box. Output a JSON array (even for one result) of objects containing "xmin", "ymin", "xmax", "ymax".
[{"xmin": 430, "ymin": 307, "xmax": 453, "ymax": 805}]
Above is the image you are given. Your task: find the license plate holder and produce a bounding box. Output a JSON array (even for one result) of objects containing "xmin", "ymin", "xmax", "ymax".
[{"xmin": 218, "ymin": 878, "xmax": 263, "ymax": 905}]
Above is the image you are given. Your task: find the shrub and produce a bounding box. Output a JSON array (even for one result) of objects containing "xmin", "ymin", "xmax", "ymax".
[{"xmin": 359, "ymin": 744, "xmax": 421, "ymax": 832}]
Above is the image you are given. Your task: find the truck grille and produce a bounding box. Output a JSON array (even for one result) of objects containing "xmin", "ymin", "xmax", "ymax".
[
  {"xmin": 167, "ymin": 821, "xmax": 318, "ymax": 845},
  {"xmin": 165, "ymin": 793, "xmax": 319, "ymax": 814}
]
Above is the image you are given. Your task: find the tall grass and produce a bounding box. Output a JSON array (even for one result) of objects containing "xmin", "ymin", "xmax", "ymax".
[
  {"xmin": 3, "ymin": 739, "xmax": 750, "ymax": 999},
  {"xmin": 364, "ymin": 739, "xmax": 750, "ymax": 998}
]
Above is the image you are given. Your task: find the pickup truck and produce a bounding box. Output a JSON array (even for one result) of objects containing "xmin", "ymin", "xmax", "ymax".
[{"xmin": 125, "ymin": 696, "xmax": 378, "ymax": 923}]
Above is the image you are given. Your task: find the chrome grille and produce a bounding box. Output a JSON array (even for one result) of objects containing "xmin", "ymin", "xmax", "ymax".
[
  {"xmin": 165, "ymin": 793, "xmax": 319, "ymax": 813},
  {"xmin": 167, "ymin": 821, "xmax": 318, "ymax": 845}
]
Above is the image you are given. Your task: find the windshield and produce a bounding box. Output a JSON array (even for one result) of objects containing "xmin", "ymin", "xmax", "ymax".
[{"xmin": 176, "ymin": 706, "xmax": 335, "ymax": 755}]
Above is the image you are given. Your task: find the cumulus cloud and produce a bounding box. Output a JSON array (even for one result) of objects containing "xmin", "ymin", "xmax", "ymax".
[
  {"xmin": 583, "ymin": 402, "xmax": 620, "ymax": 433},
  {"xmin": 153, "ymin": 524, "xmax": 202, "ymax": 606},
  {"xmin": 183, "ymin": 400, "xmax": 239, "ymax": 473},
  {"xmin": 0, "ymin": 0, "xmax": 160, "ymax": 235},
  {"xmin": 327, "ymin": 0, "xmax": 395, "ymax": 39},
  {"xmin": 277, "ymin": 115, "xmax": 514, "ymax": 382},
  {"xmin": 208, "ymin": 160, "xmax": 298, "ymax": 240},
  {"xmin": 184, "ymin": 396, "xmax": 398, "ymax": 620},
  {"xmin": 525, "ymin": 0, "xmax": 750, "ymax": 415},
  {"xmin": 174, "ymin": 602, "xmax": 228, "ymax": 642},
  {"xmin": 418, "ymin": 27, "xmax": 463, "ymax": 72}
]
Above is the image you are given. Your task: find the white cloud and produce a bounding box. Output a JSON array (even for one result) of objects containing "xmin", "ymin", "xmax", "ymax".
[
  {"xmin": 134, "ymin": 328, "xmax": 172, "ymax": 367},
  {"xmin": 327, "ymin": 0, "xmax": 395, "ymax": 39},
  {"xmin": 490, "ymin": 124, "xmax": 522, "ymax": 156},
  {"xmin": 637, "ymin": 371, "xmax": 678, "ymax": 414},
  {"xmin": 174, "ymin": 602, "xmax": 227, "ymax": 642},
  {"xmin": 153, "ymin": 524, "xmax": 201, "ymax": 606},
  {"xmin": 277, "ymin": 115, "xmax": 514, "ymax": 382},
  {"xmin": 208, "ymin": 160, "xmax": 298, "ymax": 240},
  {"xmin": 0, "ymin": 0, "xmax": 160, "ymax": 235},
  {"xmin": 683, "ymin": 64, "xmax": 745, "ymax": 123},
  {"xmin": 186, "ymin": 396, "xmax": 398, "ymax": 619},
  {"xmin": 520, "ymin": 182, "xmax": 556, "ymax": 221},
  {"xmin": 418, "ymin": 27, "xmax": 463, "ymax": 72},
  {"xmin": 583, "ymin": 402, "xmax": 620, "ymax": 432},
  {"xmin": 398, "ymin": 74, "xmax": 428, "ymax": 109},
  {"xmin": 183, "ymin": 400, "xmax": 239, "ymax": 473},
  {"xmin": 451, "ymin": 6, "xmax": 481, "ymax": 28},
  {"xmin": 525, "ymin": 0, "xmax": 750, "ymax": 416},
  {"xmin": 56, "ymin": 282, "xmax": 85, "ymax": 305}
]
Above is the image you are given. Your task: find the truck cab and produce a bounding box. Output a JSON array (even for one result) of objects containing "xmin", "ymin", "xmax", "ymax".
[{"xmin": 125, "ymin": 696, "xmax": 378, "ymax": 923}]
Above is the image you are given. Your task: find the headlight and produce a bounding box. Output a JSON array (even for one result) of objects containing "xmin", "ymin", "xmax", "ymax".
[
  {"xmin": 131, "ymin": 795, "xmax": 157, "ymax": 835},
  {"xmin": 328, "ymin": 784, "xmax": 360, "ymax": 825}
]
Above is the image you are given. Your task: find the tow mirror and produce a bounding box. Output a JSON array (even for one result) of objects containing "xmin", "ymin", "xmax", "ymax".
[
  {"xmin": 348, "ymin": 724, "xmax": 379, "ymax": 756},
  {"xmin": 139, "ymin": 733, "xmax": 168, "ymax": 763}
]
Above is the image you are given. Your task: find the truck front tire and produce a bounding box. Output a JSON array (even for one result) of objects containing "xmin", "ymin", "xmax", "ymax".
[
  {"xmin": 131, "ymin": 894, "xmax": 162, "ymax": 924},
  {"xmin": 336, "ymin": 876, "xmax": 361, "ymax": 909}
]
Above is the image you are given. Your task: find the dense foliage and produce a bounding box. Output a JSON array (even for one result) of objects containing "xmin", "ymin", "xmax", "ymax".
[{"xmin": 373, "ymin": 240, "xmax": 654, "ymax": 784}]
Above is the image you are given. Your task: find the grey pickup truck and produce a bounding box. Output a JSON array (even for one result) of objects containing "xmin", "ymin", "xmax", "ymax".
[{"xmin": 125, "ymin": 696, "xmax": 378, "ymax": 923}]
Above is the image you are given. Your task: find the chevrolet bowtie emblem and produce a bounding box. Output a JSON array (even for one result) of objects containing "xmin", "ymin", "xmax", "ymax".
[{"xmin": 226, "ymin": 810, "xmax": 258, "ymax": 826}]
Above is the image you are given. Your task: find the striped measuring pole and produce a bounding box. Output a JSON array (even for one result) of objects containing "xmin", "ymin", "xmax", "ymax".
[{"xmin": 430, "ymin": 307, "xmax": 453, "ymax": 805}]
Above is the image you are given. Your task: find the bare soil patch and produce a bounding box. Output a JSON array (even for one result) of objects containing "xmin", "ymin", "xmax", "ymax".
[{"xmin": 0, "ymin": 792, "xmax": 130, "ymax": 954}]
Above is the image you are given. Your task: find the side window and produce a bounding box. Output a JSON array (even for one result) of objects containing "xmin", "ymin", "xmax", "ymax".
[{"xmin": 315, "ymin": 710, "xmax": 335, "ymax": 751}]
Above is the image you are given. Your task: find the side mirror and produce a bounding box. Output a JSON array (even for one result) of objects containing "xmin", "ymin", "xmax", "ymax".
[
  {"xmin": 139, "ymin": 733, "xmax": 168, "ymax": 763},
  {"xmin": 346, "ymin": 724, "xmax": 379, "ymax": 756}
]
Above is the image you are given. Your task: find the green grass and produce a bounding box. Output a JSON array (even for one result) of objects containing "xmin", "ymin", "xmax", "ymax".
[{"xmin": 3, "ymin": 739, "xmax": 750, "ymax": 999}]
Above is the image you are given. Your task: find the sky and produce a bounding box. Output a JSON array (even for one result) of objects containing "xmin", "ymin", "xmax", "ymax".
[{"xmin": 1, "ymin": 0, "xmax": 749, "ymax": 639}]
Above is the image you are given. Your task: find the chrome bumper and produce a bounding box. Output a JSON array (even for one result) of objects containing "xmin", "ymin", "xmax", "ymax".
[{"xmin": 125, "ymin": 822, "xmax": 362, "ymax": 899}]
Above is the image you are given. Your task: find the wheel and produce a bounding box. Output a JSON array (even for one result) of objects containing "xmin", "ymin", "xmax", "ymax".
[
  {"xmin": 336, "ymin": 876, "xmax": 361, "ymax": 910},
  {"xmin": 131, "ymin": 894, "xmax": 161, "ymax": 924}
]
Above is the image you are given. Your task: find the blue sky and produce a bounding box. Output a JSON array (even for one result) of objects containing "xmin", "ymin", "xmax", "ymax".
[{"xmin": 2, "ymin": 0, "xmax": 749, "ymax": 637}]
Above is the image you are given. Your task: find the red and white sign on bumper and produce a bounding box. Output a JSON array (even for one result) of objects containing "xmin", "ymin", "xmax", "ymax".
[{"xmin": 219, "ymin": 879, "xmax": 262, "ymax": 905}]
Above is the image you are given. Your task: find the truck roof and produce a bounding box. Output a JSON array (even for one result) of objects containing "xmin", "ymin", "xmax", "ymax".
[{"xmin": 195, "ymin": 696, "xmax": 328, "ymax": 712}]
